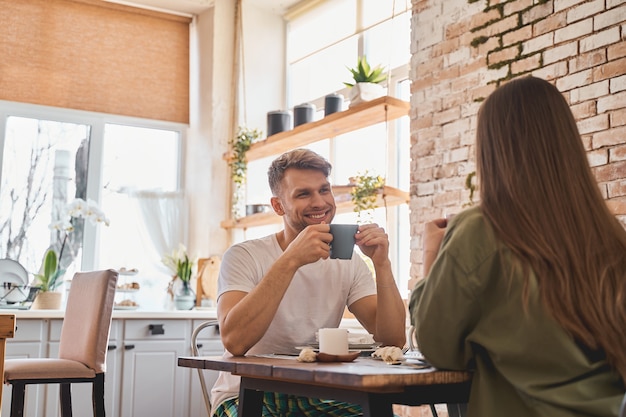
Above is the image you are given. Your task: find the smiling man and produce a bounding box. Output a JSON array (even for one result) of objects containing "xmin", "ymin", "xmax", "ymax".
[{"xmin": 210, "ymin": 148, "xmax": 406, "ymax": 417}]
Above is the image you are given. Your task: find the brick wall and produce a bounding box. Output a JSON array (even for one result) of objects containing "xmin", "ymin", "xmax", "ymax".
[{"xmin": 409, "ymin": 0, "xmax": 626, "ymax": 293}]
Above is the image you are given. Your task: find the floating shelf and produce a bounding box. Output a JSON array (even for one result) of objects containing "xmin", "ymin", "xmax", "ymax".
[
  {"xmin": 224, "ymin": 96, "xmax": 410, "ymax": 163},
  {"xmin": 222, "ymin": 96, "xmax": 410, "ymax": 230},
  {"xmin": 221, "ymin": 185, "xmax": 409, "ymax": 229}
]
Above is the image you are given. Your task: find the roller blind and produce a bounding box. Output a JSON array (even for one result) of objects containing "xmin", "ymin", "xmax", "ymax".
[{"xmin": 0, "ymin": 0, "xmax": 191, "ymax": 123}]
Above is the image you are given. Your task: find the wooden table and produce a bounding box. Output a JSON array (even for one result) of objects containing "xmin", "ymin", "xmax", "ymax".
[
  {"xmin": 178, "ymin": 354, "xmax": 471, "ymax": 417},
  {"xmin": 0, "ymin": 314, "xmax": 16, "ymax": 410}
]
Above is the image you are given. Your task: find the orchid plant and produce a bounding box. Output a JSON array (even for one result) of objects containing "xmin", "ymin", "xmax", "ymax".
[
  {"xmin": 162, "ymin": 244, "xmax": 195, "ymax": 284},
  {"xmin": 35, "ymin": 198, "xmax": 110, "ymax": 291}
]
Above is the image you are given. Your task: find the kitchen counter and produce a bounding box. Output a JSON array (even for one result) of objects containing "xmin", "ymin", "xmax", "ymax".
[{"xmin": 0, "ymin": 307, "xmax": 219, "ymax": 319}]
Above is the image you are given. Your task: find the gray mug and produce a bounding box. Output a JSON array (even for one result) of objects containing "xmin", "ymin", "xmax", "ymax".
[{"xmin": 329, "ymin": 224, "xmax": 358, "ymax": 259}]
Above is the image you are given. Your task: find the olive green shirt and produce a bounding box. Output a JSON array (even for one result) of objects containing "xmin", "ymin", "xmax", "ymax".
[{"xmin": 409, "ymin": 206, "xmax": 624, "ymax": 417}]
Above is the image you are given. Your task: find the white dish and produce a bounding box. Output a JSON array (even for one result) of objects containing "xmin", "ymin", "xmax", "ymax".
[
  {"xmin": 0, "ymin": 259, "xmax": 28, "ymax": 286},
  {"xmin": 114, "ymin": 305, "xmax": 139, "ymax": 310}
]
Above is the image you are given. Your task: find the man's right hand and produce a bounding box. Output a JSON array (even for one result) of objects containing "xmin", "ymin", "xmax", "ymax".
[{"xmin": 282, "ymin": 223, "xmax": 333, "ymax": 266}]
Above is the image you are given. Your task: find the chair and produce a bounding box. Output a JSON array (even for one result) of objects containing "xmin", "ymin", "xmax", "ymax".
[
  {"xmin": 191, "ymin": 319, "xmax": 220, "ymax": 416},
  {"xmin": 619, "ymin": 392, "xmax": 626, "ymax": 417},
  {"xmin": 0, "ymin": 314, "xmax": 16, "ymax": 410},
  {"xmin": 4, "ymin": 269, "xmax": 118, "ymax": 417}
]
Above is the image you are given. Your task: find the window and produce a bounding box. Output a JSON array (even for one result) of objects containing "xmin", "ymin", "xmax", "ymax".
[
  {"xmin": 0, "ymin": 101, "xmax": 185, "ymax": 298},
  {"xmin": 244, "ymin": 0, "xmax": 412, "ymax": 296}
]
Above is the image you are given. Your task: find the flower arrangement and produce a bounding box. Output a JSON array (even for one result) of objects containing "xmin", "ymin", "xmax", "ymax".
[
  {"xmin": 162, "ymin": 244, "xmax": 195, "ymax": 284},
  {"xmin": 35, "ymin": 198, "xmax": 109, "ymax": 292}
]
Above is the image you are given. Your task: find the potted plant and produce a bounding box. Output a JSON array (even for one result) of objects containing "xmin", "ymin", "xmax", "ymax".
[
  {"xmin": 163, "ymin": 244, "xmax": 196, "ymax": 310},
  {"xmin": 463, "ymin": 171, "xmax": 477, "ymax": 208},
  {"xmin": 31, "ymin": 249, "xmax": 65, "ymax": 309},
  {"xmin": 350, "ymin": 171, "xmax": 385, "ymax": 223},
  {"xmin": 229, "ymin": 126, "xmax": 263, "ymax": 219},
  {"xmin": 344, "ymin": 56, "xmax": 387, "ymax": 107}
]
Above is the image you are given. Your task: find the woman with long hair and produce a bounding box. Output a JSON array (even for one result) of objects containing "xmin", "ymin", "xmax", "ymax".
[{"xmin": 409, "ymin": 76, "xmax": 626, "ymax": 416}]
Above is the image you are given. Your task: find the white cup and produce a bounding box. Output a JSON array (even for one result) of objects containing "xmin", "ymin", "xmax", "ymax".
[{"xmin": 318, "ymin": 328, "xmax": 349, "ymax": 355}]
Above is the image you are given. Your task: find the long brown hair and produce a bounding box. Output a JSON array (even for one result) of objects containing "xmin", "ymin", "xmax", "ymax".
[{"xmin": 476, "ymin": 76, "xmax": 626, "ymax": 384}]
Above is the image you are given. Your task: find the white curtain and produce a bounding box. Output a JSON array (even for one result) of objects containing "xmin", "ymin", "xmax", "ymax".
[{"xmin": 128, "ymin": 190, "xmax": 187, "ymax": 271}]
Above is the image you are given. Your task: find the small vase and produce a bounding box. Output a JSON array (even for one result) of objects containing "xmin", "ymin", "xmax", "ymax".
[
  {"xmin": 31, "ymin": 291, "xmax": 63, "ymax": 310},
  {"xmin": 348, "ymin": 82, "xmax": 386, "ymax": 107},
  {"xmin": 174, "ymin": 281, "xmax": 195, "ymax": 310}
]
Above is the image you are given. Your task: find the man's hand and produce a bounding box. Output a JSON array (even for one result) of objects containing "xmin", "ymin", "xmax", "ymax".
[
  {"xmin": 282, "ymin": 223, "xmax": 333, "ymax": 266},
  {"xmin": 355, "ymin": 223, "xmax": 389, "ymax": 265}
]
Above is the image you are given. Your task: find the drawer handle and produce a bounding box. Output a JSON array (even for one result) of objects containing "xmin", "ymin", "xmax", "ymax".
[
  {"xmin": 149, "ymin": 324, "xmax": 165, "ymax": 335},
  {"xmin": 196, "ymin": 343, "xmax": 203, "ymax": 349},
  {"xmin": 107, "ymin": 344, "xmax": 117, "ymax": 351},
  {"xmin": 125, "ymin": 344, "xmax": 135, "ymax": 350}
]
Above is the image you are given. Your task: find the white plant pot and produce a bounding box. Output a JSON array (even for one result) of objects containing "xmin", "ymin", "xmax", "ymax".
[{"xmin": 348, "ymin": 82, "xmax": 386, "ymax": 107}]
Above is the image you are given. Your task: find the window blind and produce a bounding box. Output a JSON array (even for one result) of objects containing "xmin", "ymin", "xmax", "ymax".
[{"xmin": 0, "ymin": 0, "xmax": 191, "ymax": 123}]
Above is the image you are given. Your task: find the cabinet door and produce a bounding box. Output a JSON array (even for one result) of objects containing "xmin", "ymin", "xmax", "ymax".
[
  {"xmin": 2, "ymin": 342, "xmax": 45, "ymax": 417},
  {"xmin": 189, "ymin": 322, "xmax": 223, "ymax": 417},
  {"xmin": 120, "ymin": 340, "xmax": 188, "ymax": 417},
  {"xmin": 2, "ymin": 319, "xmax": 47, "ymax": 417}
]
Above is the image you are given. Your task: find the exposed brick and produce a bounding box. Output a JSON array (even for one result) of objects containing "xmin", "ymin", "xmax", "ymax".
[
  {"xmin": 445, "ymin": 47, "xmax": 471, "ymax": 67},
  {"xmin": 416, "ymin": 55, "xmax": 443, "ymax": 77},
  {"xmin": 442, "ymin": 117, "xmax": 472, "ymax": 140},
  {"xmin": 484, "ymin": 14, "xmax": 520, "ymax": 38},
  {"xmin": 556, "ymin": 69, "xmax": 593, "ymax": 91},
  {"xmin": 460, "ymin": 57, "xmax": 485, "ymax": 76},
  {"xmin": 580, "ymin": 27, "xmax": 621, "ymax": 53},
  {"xmin": 469, "ymin": 7, "xmax": 501, "ymax": 30},
  {"xmin": 592, "ymin": 160, "xmax": 626, "ymax": 183},
  {"xmin": 594, "ymin": 4, "xmax": 626, "ymax": 30},
  {"xmin": 511, "ymin": 52, "xmax": 542, "ymax": 74},
  {"xmin": 566, "ymin": 0, "xmax": 604, "ymax": 24},
  {"xmin": 532, "ymin": 60, "xmax": 569, "ymax": 81},
  {"xmin": 611, "ymin": 75, "xmax": 626, "ymax": 94},
  {"xmin": 611, "ymin": 108, "xmax": 626, "ymax": 127},
  {"xmin": 522, "ymin": 1, "xmax": 554, "ymax": 25},
  {"xmin": 503, "ymin": 25, "xmax": 533, "ymax": 46},
  {"xmin": 433, "ymin": 189, "xmax": 463, "ymax": 206},
  {"xmin": 587, "ymin": 148, "xmax": 609, "ymax": 167},
  {"xmin": 432, "ymin": 38, "xmax": 461, "ymax": 57},
  {"xmin": 578, "ymin": 113, "xmax": 609, "ymax": 134},
  {"xmin": 533, "ymin": 11, "xmax": 567, "ymax": 36},
  {"xmin": 414, "ymin": 114, "xmax": 434, "ymax": 130},
  {"xmin": 555, "ymin": 18, "xmax": 593, "ymax": 43},
  {"xmin": 570, "ymin": 100, "xmax": 598, "ymax": 120},
  {"xmin": 504, "ymin": 0, "xmax": 533, "ymax": 15},
  {"xmin": 570, "ymin": 80, "xmax": 610, "ymax": 103},
  {"xmin": 446, "ymin": 146, "xmax": 470, "ymax": 163},
  {"xmin": 607, "ymin": 40, "xmax": 626, "ymax": 60},
  {"xmin": 592, "ymin": 57, "xmax": 626, "ymax": 82},
  {"xmin": 543, "ymin": 41, "xmax": 578, "ymax": 65},
  {"xmin": 607, "ymin": 179, "xmax": 626, "ymax": 197},
  {"xmin": 569, "ymin": 50, "xmax": 607, "ymax": 73},
  {"xmin": 523, "ymin": 32, "xmax": 554, "ymax": 54},
  {"xmin": 580, "ymin": 134, "xmax": 593, "ymax": 151},
  {"xmin": 555, "ymin": 0, "xmax": 588, "ymax": 13},
  {"xmin": 593, "ymin": 125, "xmax": 626, "ymax": 148},
  {"xmin": 610, "ymin": 144, "xmax": 626, "ymax": 162},
  {"xmin": 433, "ymin": 106, "xmax": 461, "ymax": 125},
  {"xmin": 488, "ymin": 45, "xmax": 519, "ymax": 66},
  {"xmin": 446, "ymin": 17, "xmax": 472, "ymax": 39},
  {"xmin": 598, "ymin": 91, "xmax": 626, "ymax": 113}
]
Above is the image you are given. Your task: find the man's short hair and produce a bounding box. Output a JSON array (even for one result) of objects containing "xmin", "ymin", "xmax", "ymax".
[{"xmin": 267, "ymin": 149, "xmax": 332, "ymax": 196}]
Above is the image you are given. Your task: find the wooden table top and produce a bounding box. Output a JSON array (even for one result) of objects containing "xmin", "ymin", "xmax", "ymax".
[{"xmin": 179, "ymin": 354, "xmax": 471, "ymax": 393}]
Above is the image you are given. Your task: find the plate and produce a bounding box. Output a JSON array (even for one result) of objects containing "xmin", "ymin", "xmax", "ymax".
[
  {"xmin": 316, "ymin": 351, "xmax": 360, "ymax": 363},
  {"xmin": 114, "ymin": 305, "xmax": 139, "ymax": 310},
  {"xmin": 0, "ymin": 259, "xmax": 28, "ymax": 286},
  {"xmin": 297, "ymin": 342, "xmax": 381, "ymax": 351}
]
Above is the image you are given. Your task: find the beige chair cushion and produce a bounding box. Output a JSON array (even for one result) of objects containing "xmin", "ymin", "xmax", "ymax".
[{"xmin": 5, "ymin": 358, "xmax": 96, "ymax": 380}]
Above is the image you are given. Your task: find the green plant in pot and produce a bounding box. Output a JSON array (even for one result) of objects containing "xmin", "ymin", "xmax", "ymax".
[
  {"xmin": 344, "ymin": 56, "xmax": 387, "ymax": 107},
  {"xmin": 31, "ymin": 249, "xmax": 65, "ymax": 309},
  {"xmin": 350, "ymin": 171, "xmax": 385, "ymax": 224},
  {"xmin": 229, "ymin": 126, "xmax": 263, "ymax": 219}
]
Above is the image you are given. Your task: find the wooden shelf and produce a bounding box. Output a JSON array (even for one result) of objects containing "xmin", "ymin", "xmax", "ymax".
[
  {"xmin": 221, "ymin": 185, "xmax": 409, "ymax": 229},
  {"xmin": 225, "ymin": 96, "xmax": 410, "ymax": 162}
]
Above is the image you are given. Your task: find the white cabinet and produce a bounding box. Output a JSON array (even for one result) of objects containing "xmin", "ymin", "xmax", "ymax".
[
  {"xmin": 120, "ymin": 319, "xmax": 191, "ymax": 417},
  {"xmin": 188, "ymin": 320, "xmax": 223, "ymax": 417},
  {"xmin": 1, "ymin": 319, "xmax": 48, "ymax": 417},
  {"xmin": 44, "ymin": 319, "xmax": 122, "ymax": 417}
]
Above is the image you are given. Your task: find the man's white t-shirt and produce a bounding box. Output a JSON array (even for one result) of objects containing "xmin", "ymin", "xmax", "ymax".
[{"xmin": 210, "ymin": 233, "xmax": 376, "ymax": 409}]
